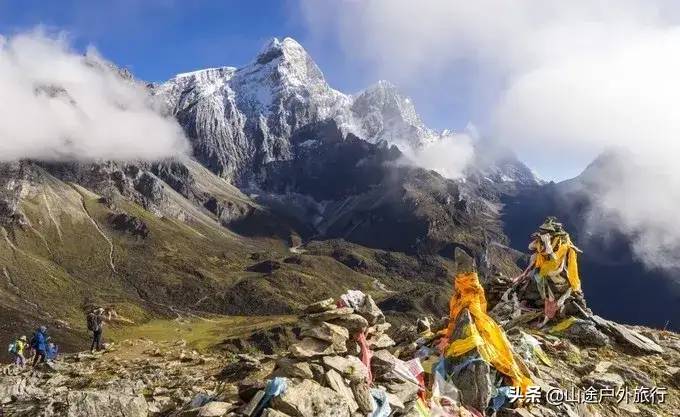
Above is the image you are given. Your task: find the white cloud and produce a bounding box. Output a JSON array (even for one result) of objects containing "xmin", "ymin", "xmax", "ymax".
[
  {"xmin": 0, "ymin": 30, "xmax": 189, "ymax": 161},
  {"xmin": 300, "ymin": 0, "xmax": 680, "ymax": 271},
  {"xmin": 398, "ymin": 133, "xmax": 474, "ymax": 179}
]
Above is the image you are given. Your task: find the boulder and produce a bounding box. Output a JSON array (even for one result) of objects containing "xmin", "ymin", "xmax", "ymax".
[
  {"xmin": 272, "ymin": 359, "xmax": 314, "ymax": 380},
  {"xmin": 218, "ymin": 355, "xmax": 262, "ymax": 382},
  {"xmin": 322, "ymin": 355, "xmax": 369, "ymax": 383},
  {"xmin": 591, "ymin": 315, "xmax": 664, "ymax": 354},
  {"xmin": 238, "ymin": 380, "xmax": 267, "ymax": 402},
  {"xmin": 324, "ymin": 369, "xmax": 359, "ymax": 412},
  {"xmin": 350, "ymin": 382, "xmax": 373, "ymax": 414},
  {"xmin": 304, "ymin": 299, "xmax": 337, "ymax": 314},
  {"xmin": 367, "ymin": 333, "xmax": 395, "ymax": 349},
  {"xmin": 368, "ymin": 322, "xmax": 391, "ymax": 336},
  {"xmin": 671, "ymin": 367, "xmax": 680, "ymax": 388},
  {"xmin": 327, "ymin": 315, "xmax": 369, "ymax": 333},
  {"xmin": 385, "ymin": 392, "xmax": 404, "ymax": 411},
  {"xmin": 290, "ymin": 337, "xmax": 346, "ymax": 358},
  {"xmin": 371, "ymin": 350, "xmax": 398, "ymax": 378},
  {"xmin": 582, "ymin": 372, "xmax": 625, "ymax": 389},
  {"xmin": 198, "ymin": 401, "xmax": 234, "ymax": 417},
  {"xmin": 562, "ymin": 320, "xmax": 610, "ymax": 347},
  {"xmin": 447, "ymin": 309, "xmax": 494, "ymax": 412},
  {"xmin": 307, "ymin": 307, "xmax": 354, "ymax": 322},
  {"xmin": 148, "ymin": 396, "xmax": 174, "ymax": 414},
  {"xmin": 301, "ymin": 322, "xmax": 349, "ymax": 344},
  {"xmin": 241, "ymin": 390, "xmax": 265, "ymax": 416},
  {"xmin": 385, "ymin": 381, "xmax": 420, "ymax": 405},
  {"xmin": 354, "ymin": 294, "xmax": 385, "ymax": 325},
  {"xmin": 271, "ymin": 379, "xmax": 350, "ymax": 417},
  {"xmin": 309, "ymin": 363, "xmax": 326, "ymax": 382}
]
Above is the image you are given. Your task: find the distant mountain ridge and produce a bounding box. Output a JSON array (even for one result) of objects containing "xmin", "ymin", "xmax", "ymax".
[{"xmin": 154, "ymin": 37, "xmax": 533, "ymax": 187}]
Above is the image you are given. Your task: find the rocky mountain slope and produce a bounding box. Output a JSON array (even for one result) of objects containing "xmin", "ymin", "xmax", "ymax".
[{"xmin": 1, "ymin": 293, "xmax": 678, "ymax": 417}]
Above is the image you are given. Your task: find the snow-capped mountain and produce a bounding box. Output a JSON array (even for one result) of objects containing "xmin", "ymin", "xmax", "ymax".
[
  {"xmin": 154, "ymin": 37, "xmax": 455, "ymax": 184},
  {"xmin": 350, "ymin": 80, "xmax": 441, "ymax": 148}
]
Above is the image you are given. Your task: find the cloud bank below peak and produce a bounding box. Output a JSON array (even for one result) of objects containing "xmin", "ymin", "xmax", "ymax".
[{"xmin": 0, "ymin": 30, "xmax": 189, "ymax": 162}]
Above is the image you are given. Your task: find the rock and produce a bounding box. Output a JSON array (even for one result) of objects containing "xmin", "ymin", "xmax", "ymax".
[
  {"xmin": 148, "ymin": 396, "xmax": 174, "ymax": 414},
  {"xmin": 198, "ymin": 401, "xmax": 234, "ymax": 417},
  {"xmin": 190, "ymin": 393, "xmax": 213, "ymax": 408},
  {"xmin": 671, "ymin": 368, "xmax": 680, "ymax": 388},
  {"xmin": 238, "ymin": 380, "xmax": 267, "ymax": 402},
  {"xmin": 591, "ymin": 315, "xmax": 664, "ymax": 354},
  {"xmin": 272, "ymin": 359, "xmax": 314, "ymax": 380},
  {"xmin": 218, "ymin": 356, "xmax": 262, "ymax": 382},
  {"xmin": 324, "ymin": 369, "xmax": 359, "ymax": 412},
  {"xmin": 66, "ymin": 390, "xmax": 149, "ymax": 417},
  {"xmin": 307, "ymin": 307, "xmax": 354, "ymax": 322},
  {"xmin": 327, "ymin": 314, "xmax": 369, "ymax": 333},
  {"xmin": 562, "ymin": 320, "xmax": 610, "ymax": 347},
  {"xmin": 583, "ymin": 372, "xmax": 625, "ymax": 389},
  {"xmin": 610, "ymin": 363, "xmax": 655, "ymax": 388},
  {"xmin": 215, "ymin": 384, "xmax": 240, "ymax": 403},
  {"xmin": 242, "ymin": 390, "xmax": 266, "ymax": 416},
  {"xmin": 321, "ymin": 355, "xmax": 369, "ymax": 383},
  {"xmin": 367, "ymin": 333, "xmax": 395, "ymax": 349},
  {"xmin": 304, "ymin": 299, "xmax": 337, "ymax": 314},
  {"xmin": 385, "ymin": 381, "xmax": 420, "ymax": 404},
  {"xmin": 371, "ymin": 349, "xmax": 398, "ymax": 378},
  {"xmin": 385, "ymin": 392, "xmax": 404, "ymax": 411},
  {"xmin": 309, "ymin": 363, "xmax": 326, "ymax": 382},
  {"xmin": 271, "ymin": 379, "xmax": 350, "ymax": 417},
  {"xmin": 289, "ymin": 337, "xmax": 345, "ymax": 358},
  {"xmin": 447, "ymin": 309, "xmax": 494, "ymax": 412},
  {"xmin": 301, "ymin": 322, "xmax": 349, "ymax": 346},
  {"xmin": 353, "ymin": 294, "xmax": 384, "ymax": 325},
  {"xmin": 350, "ymin": 382, "xmax": 373, "ymax": 414}
]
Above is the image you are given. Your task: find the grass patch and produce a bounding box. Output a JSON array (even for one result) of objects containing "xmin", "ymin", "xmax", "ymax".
[{"xmin": 108, "ymin": 315, "xmax": 297, "ymax": 352}]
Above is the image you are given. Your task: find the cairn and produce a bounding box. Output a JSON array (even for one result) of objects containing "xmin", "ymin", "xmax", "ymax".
[{"xmin": 239, "ymin": 291, "xmax": 430, "ymax": 417}]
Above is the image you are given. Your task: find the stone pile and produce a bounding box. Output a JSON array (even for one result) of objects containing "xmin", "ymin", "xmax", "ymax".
[{"xmin": 234, "ymin": 291, "xmax": 425, "ymax": 417}]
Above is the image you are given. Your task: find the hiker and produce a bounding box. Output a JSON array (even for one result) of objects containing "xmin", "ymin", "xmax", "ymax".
[
  {"xmin": 8, "ymin": 335, "xmax": 27, "ymax": 367},
  {"xmin": 87, "ymin": 307, "xmax": 106, "ymax": 353},
  {"xmin": 517, "ymin": 217, "xmax": 589, "ymax": 324},
  {"xmin": 46, "ymin": 337, "xmax": 59, "ymax": 361},
  {"xmin": 30, "ymin": 326, "xmax": 48, "ymax": 367}
]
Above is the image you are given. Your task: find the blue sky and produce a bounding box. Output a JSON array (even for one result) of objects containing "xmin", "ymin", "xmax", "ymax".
[{"xmin": 0, "ymin": 0, "xmax": 475, "ymax": 134}]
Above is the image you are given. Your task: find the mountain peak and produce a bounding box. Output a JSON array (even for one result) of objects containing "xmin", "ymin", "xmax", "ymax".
[
  {"xmin": 368, "ymin": 79, "xmax": 398, "ymax": 91},
  {"xmin": 256, "ymin": 36, "xmax": 309, "ymax": 66}
]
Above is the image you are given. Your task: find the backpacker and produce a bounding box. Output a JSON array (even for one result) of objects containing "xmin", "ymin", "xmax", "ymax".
[{"xmin": 87, "ymin": 312, "xmax": 99, "ymax": 331}]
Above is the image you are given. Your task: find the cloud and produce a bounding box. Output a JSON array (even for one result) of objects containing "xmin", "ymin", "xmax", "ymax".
[
  {"xmin": 300, "ymin": 0, "xmax": 680, "ymax": 271},
  {"xmin": 398, "ymin": 133, "xmax": 474, "ymax": 179},
  {"xmin": 0, "ymin": 30, "xmax": 189, "ymax": 161}
]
